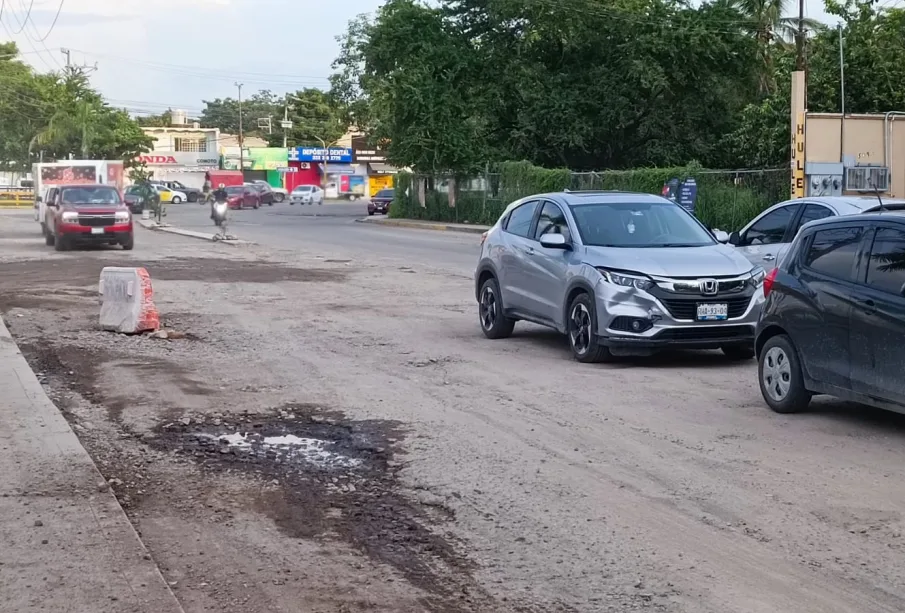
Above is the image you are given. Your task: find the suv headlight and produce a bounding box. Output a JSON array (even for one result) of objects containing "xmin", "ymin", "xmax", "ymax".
[
  {"xmin": 748, "ymin": 266, "xmax": 766, "ymax": 288},
  {"xmin": 61, "ymin": 211, "xmax": 78, "ymax": 221},
  {"xmin": 115, "ymin": 211, "xmax": 131, "ymax": 222},
  {"xmin": 596, "ymin": 267, "xmax": 655, "ymax": 291}
]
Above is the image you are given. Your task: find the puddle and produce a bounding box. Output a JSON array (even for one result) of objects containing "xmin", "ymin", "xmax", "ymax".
[{"xmin": 197, "ymin": 431, "xmax": 363, "ymax": 468}]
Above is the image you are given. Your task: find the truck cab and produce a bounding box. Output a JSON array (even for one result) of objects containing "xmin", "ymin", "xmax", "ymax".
[{"xmin": 44, "ymin": 184, "xmax": 134, "ymax": 251}]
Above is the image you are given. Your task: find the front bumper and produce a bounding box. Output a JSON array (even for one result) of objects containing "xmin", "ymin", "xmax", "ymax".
[
  {"xmin": 291, "ymin": 197, "xmax": 313, "ymax": 204},
  {"xmin": 594, "ymin": 279, "xmax": 762, "ymax": 354},
  {"xmin": 59, "ymin": 222, "xmax": 133, "ymax": 242}
]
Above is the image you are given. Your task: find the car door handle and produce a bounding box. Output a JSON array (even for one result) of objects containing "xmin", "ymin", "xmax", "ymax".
[
  {"xmin": 762, "ymin": 254, "xmax": 775, "ymax": 262},
  {"xmin": 859, "ymin": 298, "xmax": 877, "ymax": 315},
  {"xmin": 524, "ymin": 247, "xmax": 535, "ymax": 255}
]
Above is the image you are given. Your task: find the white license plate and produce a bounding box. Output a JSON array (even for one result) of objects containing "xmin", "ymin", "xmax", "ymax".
[
  {"xmin": 696, "ymin": 303, "xmax": 728, "ymax": 321},
  {"xmin": 91, "ymin": 227, "xmax": 104, "ymax": 235}
]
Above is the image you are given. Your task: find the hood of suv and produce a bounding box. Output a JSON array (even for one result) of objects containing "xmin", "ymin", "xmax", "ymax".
[{"xmin": 584, "ymin": 243, "xmax": 755, "ymax": 277}]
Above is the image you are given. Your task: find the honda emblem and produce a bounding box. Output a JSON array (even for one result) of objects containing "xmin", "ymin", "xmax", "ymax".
[{"xmin": 699, "ymin": 279, "xmax": 718, "ymax": 295}]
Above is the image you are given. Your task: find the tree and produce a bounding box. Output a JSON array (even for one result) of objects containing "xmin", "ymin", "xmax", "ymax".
[
  {"xmin": 136, "ymin": 109, "xmax": 174, "ymax": 127},
  {"xmin": 200, "ymin": 90, "xmax": 281, "ymax": 137},
  {"xmin": 267, "ymin": 88, "xmax": 348, "ymax": 147}
]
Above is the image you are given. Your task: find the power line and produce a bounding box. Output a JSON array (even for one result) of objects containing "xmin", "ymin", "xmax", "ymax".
[
  {"xmin": 28, "ymin": 0, "xmax": 65, "ymax": 42},
  {"xmin": 7, "ymin": 0, "xmax": 31, "ymax": 33}
]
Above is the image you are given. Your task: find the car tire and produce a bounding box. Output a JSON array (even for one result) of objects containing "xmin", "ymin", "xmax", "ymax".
[
  {"xmin": 722, "ymin": 344, "xmax": 755, "ymax": 360},
  {"xmin": 254, "ymin": 202, "xmax": 259, "ymax": 209},
  {"xmin": 567, "ymin": 293, "xmax": 614, "ymax": 363},
  {"xmin": 121, "ymin": 234, "xmax": 134, "ymax": 251},
  {"xmin": 40, "ymin": 222, "xmax": 47, "ymax": 237},
  {"xmin": 275, "ymin": 194, "xmax": 285, "ymax": 203},
  {"xmin": 758, "ymin": 334, "xmax": 811, "ymax": 414},
  {"xmin": 53, "ymin": 232, "xmax": 68, "ymax": 251},
  {"xmin": 188, "ymin": 194, "xmax": 198, "ymax": 203},
  {"xmin": 172, "ymin": 196, "xmax": 182, "ymax": 204},
  {"xmin": 478, "ymin": 277, "xmax": 515, "ymax": 340},
  {"xmin": 368, "ymin": 211, "xmax": 374, "ymax": 216},
  {"xmin": 45, "ymin": 228, "xmax": 54, "ymax": 246}
]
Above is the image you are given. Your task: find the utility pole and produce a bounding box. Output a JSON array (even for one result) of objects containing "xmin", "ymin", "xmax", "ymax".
[
  {"xmin": 60, "ymin": 48, "xmax": 71, "ymax": 67},
  {"xmin": 283, "ymin": 102, "xmax": 289, "ymax": 148},
  {"xmin": 796, "ymin": 0, "xmax": 806, "ymax": 72},
  {"xmin": 235, "ymin": 82, "xmax": 244, "ymax": 175}
]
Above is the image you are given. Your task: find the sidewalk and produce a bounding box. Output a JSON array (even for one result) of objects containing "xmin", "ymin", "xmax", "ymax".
[
  {"xmin": 0, "ymin": 317, "xmax": 184, "ymax": 613},
  {"xmin": 356, "ymin": 216, "xmax": 490, "ymax": 234}
]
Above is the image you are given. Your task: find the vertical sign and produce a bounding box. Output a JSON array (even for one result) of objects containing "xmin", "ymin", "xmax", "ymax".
[
  {"xmin": 677, "ymin": 178, "xmax": 698, "ymax": 214},
  {"xmin": 791, "ymin": 113, "xmax": 806, "ymax": 198}
]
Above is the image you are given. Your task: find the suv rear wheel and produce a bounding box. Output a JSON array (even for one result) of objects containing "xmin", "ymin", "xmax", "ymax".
[
  {"xmin": 478, "ymin": 277, "xmax": 515, "ymax": 339},
  {"xmin": 758, "ymin": 335, "xmax": 811, "ymax": 413},
  {"xmin": 567, "ymin": 293, "xmax": 614, "ymax": 363}
]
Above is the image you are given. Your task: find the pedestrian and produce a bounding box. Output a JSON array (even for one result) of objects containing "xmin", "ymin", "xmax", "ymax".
[{"xmin": 202, "ymin": 171, "xmax": 212, "ymax": 202}]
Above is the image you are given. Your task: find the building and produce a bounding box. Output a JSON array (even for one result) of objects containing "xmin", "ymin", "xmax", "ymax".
[
  {"xmin": 139, "ymin": 115, "xmax": 220, "ymax": 189},
  {"xmin": 286, "ymin": 146, "xmax": 366, "ymax": 198},
  {"xmin": 350, "ymin": 134, "xmax": 399, "ymax": 197}
]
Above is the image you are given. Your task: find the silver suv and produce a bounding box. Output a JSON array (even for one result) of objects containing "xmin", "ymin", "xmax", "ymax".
[{"xmin": 474, "ymin": 191, "xmax": 766, "ymax": 362}]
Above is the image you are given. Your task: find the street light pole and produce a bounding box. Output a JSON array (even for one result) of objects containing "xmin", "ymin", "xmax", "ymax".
[{"xmin": 235, "ymin": 82, "xmax": 244, "ymax": 175}]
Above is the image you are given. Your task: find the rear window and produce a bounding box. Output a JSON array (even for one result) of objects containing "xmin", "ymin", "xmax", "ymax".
[
  {"xmin": 60, "ymin": 186, "xmax": 121, "ymax": 205},
  {"xmin": 803, "ymin": 227, "xmax": 862, "ymax": 280},
  {"xmin": 376, "ymin": 189, "xmax": 394, "ymax": 198},
  {"xmin": 225, "ymin": 186, "xmax": 244, "ymax": 195}
]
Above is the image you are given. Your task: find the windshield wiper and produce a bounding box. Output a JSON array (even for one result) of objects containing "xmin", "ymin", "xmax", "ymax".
[{"xmin": 656, "ymin": 243, "xmax": 704, "ymax": 248}]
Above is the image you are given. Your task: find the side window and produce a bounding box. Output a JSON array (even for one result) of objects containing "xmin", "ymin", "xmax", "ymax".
[
  {"xmin": 744, "ymin": 205, "xmax": 797, "ymax": 245},
  {"xmin": 804, "ymin": 226, "xmax": 862, "ymax": 281},
  {"xmin": 534, "ymin": 202, "xmax": 571, "ymax": 242},
  {"xmin": 793, "ymin": 204, "xmax": 834, "ymax": 236},
  {"xmin": 504, "ymin": 201, "xmax": 539, "ymax": 238},
  {"xmin": 866, "ymin": 227, "xmax": 905, "ymax": 297}
]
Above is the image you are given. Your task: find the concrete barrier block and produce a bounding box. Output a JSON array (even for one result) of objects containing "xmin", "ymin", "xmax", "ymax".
[{"xmin": 99, "ymin": 267, "xmax": 160, "ymax": 334}]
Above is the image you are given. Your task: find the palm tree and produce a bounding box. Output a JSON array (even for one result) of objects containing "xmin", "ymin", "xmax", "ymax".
[
  {"xmin": 731, "ymin": 0, "xmax": 823, "ymax": 93},
  {"xmin": 35, "ymin": 99, "xmax": 101, "ymax": 158}
]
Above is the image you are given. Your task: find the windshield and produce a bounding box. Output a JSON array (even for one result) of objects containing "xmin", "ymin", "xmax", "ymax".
[
  {"xmin": 571, "ymin": 201, "xmax": 714, "ymax": 248},
  {"xmin": 60, "ymin": 186, "xmax": 121, "ymax": 205},
  {"xmin": 376, "ymin": 189, "xmax": 394, "ymax": 198},
  {"xmin": 225, "ymin": 186, "xmax": 244, "ymax": 195},
  {"xmin": 293, "ymin": 186, "xmax": 313, "ymax": 192}
]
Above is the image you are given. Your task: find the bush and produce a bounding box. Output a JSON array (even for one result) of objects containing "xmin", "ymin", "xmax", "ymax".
[{"xmin": 390, "ymin": 162, "xmax": 788, "ymax": 231}]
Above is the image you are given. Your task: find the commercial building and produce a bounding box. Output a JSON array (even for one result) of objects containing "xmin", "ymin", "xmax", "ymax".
[
  {"xmin": 140, "ymin": 117, "xmax": 220, "ymax": 189},
  {"xmin": 286, "ymin": 146, "xmax": 367, "ymax": 198},
  {"xmin": 220, "ymin": 147, "xmax": 288, "ymax": 187},
  {"xmin": 350, "ymin": 134, "xmax": 399, "ymax": 196}
]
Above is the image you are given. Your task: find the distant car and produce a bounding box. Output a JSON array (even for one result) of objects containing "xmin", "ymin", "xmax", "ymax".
[
  {"xmin": 368, "ymin": 188, "xmax": 394, "ymax": 215},
  {"xmin": 152, "ymin": 180, "xmax": 201, "ymax": 202},
  {"xmin": 289, "ymin": 185, "xmax": 324, "ymax": 206},
  {"xmin": 225, "ymin": 185, "xmax": 260, "ymax": 210},
  {"xmin": 756, "ymin": 212, "xmax": 905, "ymax": 415},
  {"xmin": 730, "ymin": 196, "xmax": 905, "ymax": 268},
  {"xmin": 245, "ymin": 182, "xmax": 274, "ymax": 206},
  {"xmin": 123, "ymin": 185, "xmax": 144, "ymax": 213},
  {"xmin": 254, "ymin": 180, "xmax": 287, "ymax": 203},
  {"xmin": 43, "ymin": 184, "xmax": 133, "ymax": 251},
  {"xmin": 151, "ymin": 183, "xmax": 187, "ymax": 204}
]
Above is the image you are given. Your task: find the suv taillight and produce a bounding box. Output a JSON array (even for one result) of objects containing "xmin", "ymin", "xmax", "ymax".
[{"xmin": 763, "ymin": 268, "xmax": 778, "ymax": 297}]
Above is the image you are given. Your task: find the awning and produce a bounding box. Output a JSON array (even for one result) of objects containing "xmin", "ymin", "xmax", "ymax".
[{"xmin": 368, "ymin": 163, "xmax": 398, "ymax": 175}]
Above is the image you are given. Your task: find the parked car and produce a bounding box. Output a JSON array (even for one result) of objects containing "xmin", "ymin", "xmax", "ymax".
[
  {"xmin": 475, "ymin": 191, "xmax": 766, "ymax": 362},
  {"xmin": 254, "ymin": 180, "xmax": 287, "ymax": 203},
  {"xmin": 730, "ymin": 196, "xmax": 905, "ymax": 268},
  {"xmin": 152, "ymin": 180, "xmax": 201, "ymax": 202},
  {"xmin": 43, "ymin": 184, "xmax": 133, "ymax": 251},
  {"xmin": 368, "ymin": 188, "xmax": 394, "ymax": 215},
  {"xmin": 756, "ymin": 212, "xmax": 905, "ymax": 415},
  {"xmin": 289, "ymin": 184, "xmax": 324, "ymax": 205},
  {"xmin": 151, "ymin": 183, "xmax": 187, "ymax": 204},
  {"xmin": 123, "ymin": 185, "xmax": 143, "ymax": 213},
  {"xmin": 225, "ymin": 185, "xmax": 260, "ymax": 210},
  {"xmin": 245, "ymin": 182, "xmax": 274, "ymax": 206}
]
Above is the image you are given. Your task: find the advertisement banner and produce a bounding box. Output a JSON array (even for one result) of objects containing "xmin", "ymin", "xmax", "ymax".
[
  {"xmin": 220, "ymin": 147, "xmax": 251, "ymax": 171},
  {"xmin": 290, "ymin": 147, "xmax": 353, "ymax": 163},
  {"xmin": 246, "ymin": 147, "xmax": 289, "ymax": 171}
]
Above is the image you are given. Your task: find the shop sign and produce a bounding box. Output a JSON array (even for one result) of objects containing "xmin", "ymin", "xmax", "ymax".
[
  {"xmin": 791, "ymin": 113, "xmax": 805, "ymax": 198},
  {"xmin": 137, "ymin": 152, "xmax": 219, "ymax": 167},
  {"xmin": 276, "ymin": 166, "xmax": 297, "ymax": 173},
  {"xmin": 290, "ymin": 147, "xmax": 352, "ymax": 163},
  {"xmin": 246, "ymin": 147, "xmax": 289, "ymax": 171},
  {"xmin": 351, "ymin": 135, "xmax": 388, "ymax": 163}
]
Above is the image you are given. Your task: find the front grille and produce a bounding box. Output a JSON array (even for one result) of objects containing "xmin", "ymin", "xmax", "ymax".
[
  {"xmin": 655, "ymin": 325, "xmax": 753, "ymax": 341},
  {"xmin": 78, "ymin": 214, "xmax": 116, "ymax": 227},
  {"xmin": 656, "ymin": 295, "xmax": 752, "ymax": 320}
]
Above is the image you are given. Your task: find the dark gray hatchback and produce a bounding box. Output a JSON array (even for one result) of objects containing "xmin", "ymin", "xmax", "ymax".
[{"xmin": 756, "ymin": 212, "xmax": 905, "ymax": 414}]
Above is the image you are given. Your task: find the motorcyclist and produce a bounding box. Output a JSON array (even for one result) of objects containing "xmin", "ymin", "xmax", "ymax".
[
  {"xmin": 211, "ymin": 183, "xmax": 229, "ymax": 220},
  {"xmin": 202, "ymin": 171, "xmax": 212, "ymax": 202}
]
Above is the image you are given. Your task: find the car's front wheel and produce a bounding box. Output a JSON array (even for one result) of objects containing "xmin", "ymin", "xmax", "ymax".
[
  {"xmin": 53, "ymin": 231, "xmax": 68, "ymax": 251},
  {"xmin": 478, "ymin": 277, "xmax": 515, "ymax": 339},
  {"xmin": 567, "ymin": 293, "xmax": 614, "ymax": 363},
  {"xmin": 275, "ymin": 194, "xmax": 285, "ymax": 203},
  {"xmin": 121, "ymin": 234, "xmax": 134, "ymax": 251},
  {"xmin": 758, "ymin": 335, "xmax": 811, "ymax": 413}
]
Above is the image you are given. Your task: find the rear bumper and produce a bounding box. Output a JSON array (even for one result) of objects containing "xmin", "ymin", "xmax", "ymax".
[{"xmin": 368, "ymin": 202, "xmax": 389, "ymax": 212}]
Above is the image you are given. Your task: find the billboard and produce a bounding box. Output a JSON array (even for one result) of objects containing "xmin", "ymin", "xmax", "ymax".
[
  {"xmin": 290, "ymin": 147, "xmax": 353, "ymax": 163},
  {"xmin": 246, "ymin": 147, "xmax": 289, "ymax": 171}
]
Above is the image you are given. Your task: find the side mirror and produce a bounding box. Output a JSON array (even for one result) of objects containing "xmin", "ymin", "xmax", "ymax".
[
  {"xmin": 713, "ymin": 229, "xmax": 730, "ymax": 243},
  {"xmin": 728, "ymin": 231, "xmax": 741, "ymax": 246},
  {"xmin": 35, "ymin": 196, "xmax": 42, "ymax": 203},
  {"xmin": 539, "ymin": 233, "xmax": 570, "ymax": 249}
]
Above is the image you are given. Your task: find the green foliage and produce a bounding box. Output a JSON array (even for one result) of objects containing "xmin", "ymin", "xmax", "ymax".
[{"xmin": 391, "ymin": 161, "xmax": 789, "ymax": 231}]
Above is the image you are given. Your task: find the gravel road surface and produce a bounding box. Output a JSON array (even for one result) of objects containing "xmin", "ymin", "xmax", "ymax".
[{"xmin": 2, "ymin": 209, "xmax": 905, "ymax": 613}]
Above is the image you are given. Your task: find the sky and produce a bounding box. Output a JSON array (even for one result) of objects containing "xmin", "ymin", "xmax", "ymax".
[{"xmin": 1, "ymin": 0, "xmax": 848, "ymax": 117}]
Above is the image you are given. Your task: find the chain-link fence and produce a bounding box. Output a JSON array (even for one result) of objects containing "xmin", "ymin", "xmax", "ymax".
[{"xmin": 393, "ymin": 166, "xmax": 791, "ymax": 231}]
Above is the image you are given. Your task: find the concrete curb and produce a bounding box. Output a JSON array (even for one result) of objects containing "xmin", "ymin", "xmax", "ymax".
[
  {"xmin": 355, "ymin": 217, "xmax": 489, "ymax": 234},
  {"xmin": 0, "ymin": 316, "xmax": 186, "ymax": 613},
  {"xmin": 137, "ymin": 218, "xmax": 252, "ymax": 246}
]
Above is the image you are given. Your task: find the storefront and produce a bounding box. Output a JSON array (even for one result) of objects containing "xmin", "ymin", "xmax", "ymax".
[
  {"xmin": 244, "ymin": 148, "xmax": 289, "ymax": 187},
  {"xmin": 286, "ymin": 146, "xmax": 365, "ymax": 197},
  {"xmin": 351, "ymin": 136, "xmax": 398, "ymax": 196},
  {"xmin": 136, "ymin": 152, "xmax": 219, "ymax": 189}
]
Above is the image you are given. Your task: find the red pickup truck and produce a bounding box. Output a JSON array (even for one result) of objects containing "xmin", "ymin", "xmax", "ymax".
[{"xmin": 44, "ymin": 183, "xmax": 134, "ymax": 251}]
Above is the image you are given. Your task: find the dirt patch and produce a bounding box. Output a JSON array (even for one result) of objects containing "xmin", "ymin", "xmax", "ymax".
[{"xmin": 150, "ymin": 407, "xmax": 490, "ymax": 612}]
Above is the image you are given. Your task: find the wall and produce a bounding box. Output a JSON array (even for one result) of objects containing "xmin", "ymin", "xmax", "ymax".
[
  {"xmin": 141, "ymin": 127, "xmax": 220, "ymax": 154},
  {"xmin": 285, "ymin": 162, "xmax": 320, "ymax": 191},
  {"xmin": 806, "ymin": 113, "xmax": 905, "ymax": 198}
]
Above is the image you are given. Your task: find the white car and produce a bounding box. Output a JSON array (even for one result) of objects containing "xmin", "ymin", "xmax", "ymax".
[
  {"xmin": 151, "ymin": 184, "xmax": 187, "ymax": 204},
  {"xmin": 289, "ymin": 185, "xmax": 324, "ymax": 205}
]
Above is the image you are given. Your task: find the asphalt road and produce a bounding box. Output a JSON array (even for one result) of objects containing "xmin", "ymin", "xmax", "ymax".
[{"xmin": 164, "ymin": 200, "xmax": 482, "ymax": 274}]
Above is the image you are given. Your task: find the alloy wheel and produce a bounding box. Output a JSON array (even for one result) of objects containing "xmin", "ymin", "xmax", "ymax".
[
  {"xmin": 762, "ymin": 346, "xmax": 792, "ymax": 402},
  {"xmin": 479, "ymin": 286, "xmax": 497, "ymax": 330},
  {"xmin": 569, "ymin": 303, "xmax": 592, "ymax": 355}
]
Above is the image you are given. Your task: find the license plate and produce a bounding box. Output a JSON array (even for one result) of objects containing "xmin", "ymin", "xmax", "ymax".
[
  {"xmin": 91, "ymin": 227, "xmax": 105, "ymax": 235},
  {"xmin": 697, "ymin": 303, "xmax": 728, "ymax": 321}
]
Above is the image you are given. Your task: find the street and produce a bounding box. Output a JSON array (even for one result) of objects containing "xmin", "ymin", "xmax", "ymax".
[{"xmin": 3, "ymin": 209, "xmax": 905, "ymax": 613}]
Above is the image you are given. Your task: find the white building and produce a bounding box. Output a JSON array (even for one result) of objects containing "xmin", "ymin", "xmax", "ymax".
[{"xmin": 138, "ymin": 111, "xmax": 220, "ymax": 188}]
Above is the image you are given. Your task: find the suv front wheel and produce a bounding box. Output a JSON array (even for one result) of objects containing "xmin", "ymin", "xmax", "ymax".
[
  {"xmin": 568, "ymin": 293, "xmax": 614, "ymax": 363},
  {"xmin": 478, "ymin": 277, "xmax": 515, "ymax": 339}
]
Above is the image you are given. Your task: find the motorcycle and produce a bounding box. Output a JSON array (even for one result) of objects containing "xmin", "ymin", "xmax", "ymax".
[{"xmin": 212, "ymin": 199, "xmax": 228, "ymax": 227}]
